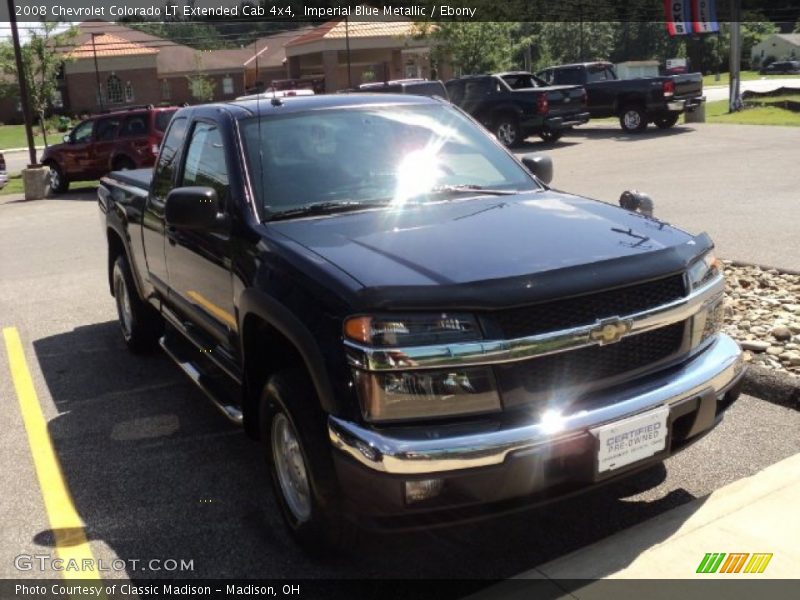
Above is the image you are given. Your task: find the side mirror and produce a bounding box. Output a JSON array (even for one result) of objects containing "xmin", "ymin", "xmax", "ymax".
[
  {"xmin": 520, "ymin": 153, "xmax": 553, "ymax": 185},
  {"xmin": 165, "ymin": 187, "xmax": 225, "ymax": 230}
]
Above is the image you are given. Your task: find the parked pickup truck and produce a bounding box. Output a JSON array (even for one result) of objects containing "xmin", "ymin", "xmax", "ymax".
[
  {"xmin": 445, "ymin": 72, "xmax": 590, "ymax": 146},
  {"xmin": 99, "ymin": 94, "xmax": 743, "ymax": 551},
  {"xmin": 537, "ymin": 62, "xmax": 704, "ymax": 132}
]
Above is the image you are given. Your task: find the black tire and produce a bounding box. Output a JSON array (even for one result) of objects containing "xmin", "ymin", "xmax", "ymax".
[
  {"xmin": 112, "ymin": 254, "xmax": 163, "ymax": 353},
  {"xmin": 46, "ymin": 162, "xmax": 69, "ymax": 194},
  {"xmin": 493, "ymin": 116, "xmax": 522, "ymax": 148},
  {"xmin": 260, "ymin": 370, "xmax": 351, "ymax": 554},
  {"xmin": 539, "ymin": 129, "xmax": 563, "ymax": 143},
  {"xmin": 113, "ymin": 156, "xmax": 136, "ymax": 171},
  {"xmin": 654, "ymin": 113, "xmax": 681, "ymax": 129},
  {"xmin": 619, "ymin": 105, "xmax": 648, "ymax": 133}
]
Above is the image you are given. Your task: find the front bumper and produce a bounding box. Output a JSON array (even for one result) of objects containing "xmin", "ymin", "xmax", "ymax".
[{"xmin": 328, "ymin": 333, "xmax": 744, "ymax": 525}]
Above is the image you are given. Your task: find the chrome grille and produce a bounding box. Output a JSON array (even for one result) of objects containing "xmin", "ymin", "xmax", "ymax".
[
  {"xmin": 497, "ymin": 322, "xmax": 686, "ymax": 404},
  {"xmin": 488, "ymin": 274, "xmax": 687, "ymax": 338}
]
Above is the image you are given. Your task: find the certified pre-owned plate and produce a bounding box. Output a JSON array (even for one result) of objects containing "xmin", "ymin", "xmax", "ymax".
[{"xmin": 592, "ymin": 406, "xmax": 669, "ymax": 473}]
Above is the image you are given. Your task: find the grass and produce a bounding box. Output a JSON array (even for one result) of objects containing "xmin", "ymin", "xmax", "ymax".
[
  {"xmin": 0, "ymin": 125, "xmax": 50, "ymax": 150},
  {"xmin": 704, "ymin": 97, "xmax": 800, "ymax": 126},
  {"xmin": 702, "ymin": 70, "xmax": 800, "ymax": 87},
  {"xmin": 0, "ymin": 172, "xmax": 99, "ymax": 196}
]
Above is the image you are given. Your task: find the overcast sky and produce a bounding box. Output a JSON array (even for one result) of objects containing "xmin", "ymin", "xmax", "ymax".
[{"xmin": 0, "ymin": 21, "xmax": 76, "ymax": 45}]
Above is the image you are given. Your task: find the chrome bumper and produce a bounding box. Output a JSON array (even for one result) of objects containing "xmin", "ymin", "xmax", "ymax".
[
  {"xmin": 667, "ymin": 96, "xmax": 706, "ymax": 112},
  {"xmin": 328, "ymin": 333, "xmax": 744, "ymax": 475}
]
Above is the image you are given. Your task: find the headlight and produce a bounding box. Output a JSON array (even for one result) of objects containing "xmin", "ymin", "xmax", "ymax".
[
  {"xmin": 688, "ymin": 252, "xmax": 725, "ymax": 346},
  {"xmin": 687, "ymin": 251, "xmax": 721, "ymax": 290},
  {"xmin": 354, "ymin": 367, "xmax": 501, "ymax": 422},
  {"xmin": 344, "ymin": 313, "xmax": 481, "ymax": 346},
  {"xmin": 345, "ymin": 313, "xmax": 501, "ymax": 421}
]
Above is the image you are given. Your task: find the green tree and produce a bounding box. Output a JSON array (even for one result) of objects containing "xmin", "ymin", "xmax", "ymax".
[
  {"xmin": 418, "ymin": 22, "xmax": 521, "ymax": 75},
  {"xmin": 186, "ymin": 55, "xmax": 216, "ymax": 103},
  {"xmin": 0, "ymin": 23, "xmax": 78, "ymax": 145}
]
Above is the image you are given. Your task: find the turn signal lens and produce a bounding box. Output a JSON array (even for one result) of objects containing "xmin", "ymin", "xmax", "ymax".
[
  {"xmin": 344, "ymin": 314, "xmax": 480, "ymax": 347},
  {"xmin": 688, "ymin": 252, "xmax": 721, "ymax": 290}
]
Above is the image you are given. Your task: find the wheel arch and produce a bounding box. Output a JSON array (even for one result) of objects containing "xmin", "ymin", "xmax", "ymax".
[{"xmin": 238, "ymin": 289, "xmax": 339, "ymax": 440}]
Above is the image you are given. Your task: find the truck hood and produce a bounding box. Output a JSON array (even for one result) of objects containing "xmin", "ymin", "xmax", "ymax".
[{"xmin": 268, "ymin": 191, "xmax": 707, "ymax": 308}]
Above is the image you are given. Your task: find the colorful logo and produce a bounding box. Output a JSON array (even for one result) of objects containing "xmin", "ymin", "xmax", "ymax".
[{"xmin": 696, "ymin": 553, "xmax": 773, "ymax": 574}]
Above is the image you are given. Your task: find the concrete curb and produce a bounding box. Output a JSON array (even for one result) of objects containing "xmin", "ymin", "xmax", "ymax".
[
  {"xmin": 1, "ymin": 146, "xmax": 45, "ymax": 153},
  {"xmin": 742, "ymin": 364, "xmax": 800, "ymax": 410}
]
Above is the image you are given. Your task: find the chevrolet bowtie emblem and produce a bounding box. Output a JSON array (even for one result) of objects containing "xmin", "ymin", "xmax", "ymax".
[{"xmin": 589, "ymin": 318, "xmax": 633, "ymax": 345}]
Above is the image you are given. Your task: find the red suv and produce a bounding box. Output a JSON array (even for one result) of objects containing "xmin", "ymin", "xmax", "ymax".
[{"xmin": 41, "ymin": 106, "xmax": 177, "ymax": 193}]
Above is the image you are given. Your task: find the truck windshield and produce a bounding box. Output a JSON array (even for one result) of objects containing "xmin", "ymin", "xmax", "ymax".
[{"xmin": 239, "ymin": 103, "xmax": 540, "ymax": 220}]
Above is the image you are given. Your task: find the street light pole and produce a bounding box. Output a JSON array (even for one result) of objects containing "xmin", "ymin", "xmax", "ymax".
[
  {"xmin": 345, "ymin": 16, "xmax": 352, "ymax": 88},
  {"xmin": 91, "ymin": 32, "xmax": 104, "ymax": 111},
  {"xmin": 7, "ymin": 0, "xmax": 37, "ymax": 166}
]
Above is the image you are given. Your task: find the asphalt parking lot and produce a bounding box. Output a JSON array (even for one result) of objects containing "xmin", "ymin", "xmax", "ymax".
[{"xmin": 1, "ymin": 123, "xmax": 799, "ymax": 583}]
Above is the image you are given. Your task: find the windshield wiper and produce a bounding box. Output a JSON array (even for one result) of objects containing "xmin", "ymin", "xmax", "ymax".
[
  {"xmin": 266, "ymin": 200, "xmax": 390, "ymax": 221},
  {"xmin": 428, "ymin": 184, "xmax": 520, "ymax": 196}
]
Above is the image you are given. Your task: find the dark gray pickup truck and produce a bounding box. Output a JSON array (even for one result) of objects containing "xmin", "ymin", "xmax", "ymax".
[
  {"xmin": 538, "ymin": 62, "xmax": 704, "ymax": 132},
  {"xmin": 98, "ymin": 94, "xmax": 743, "ymax": 552}
]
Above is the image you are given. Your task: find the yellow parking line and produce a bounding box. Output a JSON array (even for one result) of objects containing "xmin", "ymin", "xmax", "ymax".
[{"xmin": 2, "ymin": 327, "xmax": 102, "ymax": 581}]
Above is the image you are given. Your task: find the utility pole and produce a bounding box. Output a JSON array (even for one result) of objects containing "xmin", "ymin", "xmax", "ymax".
[
  {"xmin": 345, "ymin": 16, "xmax": 352, "ymax": 88},
  {"xmin": 7, "ymin": 0, "xmax": 37, "ymax": 166},
  {"xmin": 91, "ymin": 32, "xmax": 104, "ymax": 111},
  {"xmin": 729, "ymin": 0, "xmax": 742, "ymax": 112}
]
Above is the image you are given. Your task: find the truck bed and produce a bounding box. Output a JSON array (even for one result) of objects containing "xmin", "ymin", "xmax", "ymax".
[{"xmin": 107, "ymin": 168, "xmax": 153, "ymax": 190}]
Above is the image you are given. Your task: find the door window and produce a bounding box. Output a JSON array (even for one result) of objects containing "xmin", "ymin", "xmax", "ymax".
[
  {"xmin": 553, "ymin": 68, "xmax": 584, "ymax": 85},
  {"xmin": 181, "ymin": 122, "xmax": 229, "ymax": 208},
  {"xmin": 152, "ymin": 117, "xmax": 187, "ymax": 200},
  {"xmin": 72, "ymin": 120, "xmax": 94, "ymax": 143}
]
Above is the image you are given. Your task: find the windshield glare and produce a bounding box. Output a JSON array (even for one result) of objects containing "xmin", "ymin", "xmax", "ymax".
[{"xmin": 240, "ymin": 104, "xmax": 539, "ymax": 218}]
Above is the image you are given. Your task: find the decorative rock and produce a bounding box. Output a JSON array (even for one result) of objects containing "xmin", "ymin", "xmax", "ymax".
[
  {"xmin": 740, "ymin": 340, "xmax": 770, "ymax": 352},
  {"xmin": 765, "ymin": 346, "xmax": 784, "ymax": 356},
  {"xmin": 771, "ymin": 326, "xmax": 792, "ymax": 341}
]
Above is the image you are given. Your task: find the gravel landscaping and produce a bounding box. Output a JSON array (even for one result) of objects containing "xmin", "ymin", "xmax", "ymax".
[{"xmin": 722, "ymin": 261, "xmax": 800, "ymax": 376}]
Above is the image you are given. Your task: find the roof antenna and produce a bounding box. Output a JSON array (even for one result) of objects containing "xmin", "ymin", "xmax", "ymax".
[{"xmin": 270, "ymin": 79, "xmax": 282, "ymax": 106}]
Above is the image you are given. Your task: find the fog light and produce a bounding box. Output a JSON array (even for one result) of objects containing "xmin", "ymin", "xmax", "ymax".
[{"xmin": 405, "ymin": 479, "xmax": 444, "ymax": 504}]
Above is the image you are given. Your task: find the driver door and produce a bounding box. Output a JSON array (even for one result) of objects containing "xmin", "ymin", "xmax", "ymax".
[
  {"xmin": 62, "ymin": 119, "xmax": 95, "ymax": 176},
  {"xmin": 164, "ymin": 118, "xmax": 236, "ymax": 353}
]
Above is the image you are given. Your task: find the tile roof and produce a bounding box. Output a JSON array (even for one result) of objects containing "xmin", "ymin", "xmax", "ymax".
[
  {"xmin": 67, "ymin": 33, "xmax": 158, "ymax": 58},
  {"xmin": 286, "ymin": 19, "xmax": 416, "ymax": 47}
]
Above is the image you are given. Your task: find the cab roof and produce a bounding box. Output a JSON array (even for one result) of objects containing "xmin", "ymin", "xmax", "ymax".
[{"xmin": 221, "ymin": 93, "xmax": 441, "ymax": 118}]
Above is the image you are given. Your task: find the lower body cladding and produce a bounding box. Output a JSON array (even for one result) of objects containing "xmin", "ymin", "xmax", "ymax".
[{"xmin": 328, "ymin": 334, "xmax": 744, "ymax": 529}]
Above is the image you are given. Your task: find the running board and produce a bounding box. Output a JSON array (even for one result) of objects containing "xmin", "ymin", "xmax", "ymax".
[{"xmin": 159, "ymin": 336, "xmax": 243, "ymax": 425}]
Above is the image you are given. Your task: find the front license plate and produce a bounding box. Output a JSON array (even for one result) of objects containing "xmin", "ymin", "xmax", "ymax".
[{"xmin": 592, "ymin": 406, "xmax": 669, "ymax": 473}]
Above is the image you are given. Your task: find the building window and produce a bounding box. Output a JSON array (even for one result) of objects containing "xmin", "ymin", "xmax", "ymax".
[
  {"xmin": 107, "ymin": 74, "xmax": 123, "ymax": 104},
  {"xmin": 161, "ymin": 79, "xmax": 171, "ymax": 100},
  {"xmin": 222, "ymin": 75, "xmax": 234, "ymax": 95},
  {"xmin": 125, "ymin": 81, "xmax": 134, "ymax": 103}
]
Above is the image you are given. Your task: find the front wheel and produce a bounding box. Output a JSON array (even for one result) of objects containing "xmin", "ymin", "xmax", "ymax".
[
  {"xmin": 494, "ymin": 117, "xmax": 522, "ymax": 148},
  {"xmin": 260, "ymin": 370, "xmax": 351, "ymax": 554},
  {"xmin": 654, "ymin": 113, "xmax": 681, "ymax": 129},
  {"xmin": 539, "ymin": 129, "xmax": 563, "ymax": 143},
  {"xmin": 619, "ymin": 105, "xmax": 648, "ymax": 133},
  {"xmin": 47, "ymin": 162, "xmax": 69, "ymax": 194}
]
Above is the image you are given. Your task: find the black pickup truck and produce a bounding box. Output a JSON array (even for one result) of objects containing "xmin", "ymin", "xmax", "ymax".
[
  {"xmin": 537, "ymin": 62, "xmax": 704, "ymax": 132},
  {"xmin": 99, "ymin": 94, "xmax": 743, "ymax": 551},
  {"xmin": 445, "ymin": 72, "xmax": 590, "ymax": 146}
]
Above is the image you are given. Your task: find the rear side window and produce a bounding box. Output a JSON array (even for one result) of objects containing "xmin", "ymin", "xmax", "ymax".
[
  {"xmin": 119, "ymin": 114, "xmax": 149, "ymax": 138},
  {"xmin": 155, "ymin": 110, "xmax": 177, "ymax": 132},
  {"xmin": 553, "ymin": 68, "xmax": 584, "ymax": 85},
  {"xmin": 152, "ymin": 117, "xmax": 187, "ymax": 201},
  {"xmin": 445, "ymin": 81, "xmax": 464, "ymax": 104},
  {"xmin": 181, "ymin": 122, "xmax": 229, "ymax": 207},
  {"xmin": 95, "ymin": 117, "xmax": 121, "ymax": 141}
]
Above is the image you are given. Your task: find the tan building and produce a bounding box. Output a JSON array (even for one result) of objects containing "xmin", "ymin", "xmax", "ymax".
[
  {"xmin": 751, "ymin": 33, "xmax": 800, "ymax": 67},
  {"xmin": 285, "ymin": 18, "xmax": 447, "ymax": 92},
  {"xmin": 0, "ymin": 18, "xmax": 440, "ymax": 124}
]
